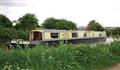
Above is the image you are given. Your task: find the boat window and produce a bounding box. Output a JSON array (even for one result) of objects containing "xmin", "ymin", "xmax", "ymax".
[
  {"xmin": 72, "ymin": 33, "xmax": 77, "ymax": 38},
  {"xmin": 84, "ymin": 33, "xmax": 87, "ymax": 37},
  {"xmin": 51, "ymin": 33, "xmax": 59, "ymax": 38}
]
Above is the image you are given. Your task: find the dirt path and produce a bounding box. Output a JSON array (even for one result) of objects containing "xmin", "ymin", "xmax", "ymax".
[{"xmin": 103, "ymin": 63, "xmax": 120, "ymax": 70}]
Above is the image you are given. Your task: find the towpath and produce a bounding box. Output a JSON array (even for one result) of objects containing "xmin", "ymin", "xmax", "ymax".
[{"xmin": 103, "ymin": 63, "xmax": 120, "ymax": 70}]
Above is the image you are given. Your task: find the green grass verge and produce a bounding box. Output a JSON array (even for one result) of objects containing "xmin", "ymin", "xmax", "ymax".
[{"xmin": 0, "ymin": 41, "xmax": 120, "ymax": 70}]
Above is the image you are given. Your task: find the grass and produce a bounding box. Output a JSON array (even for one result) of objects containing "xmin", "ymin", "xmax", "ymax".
[{"xmin": 0, "ymin": 41, "xmax": 120, "ymax": 70}]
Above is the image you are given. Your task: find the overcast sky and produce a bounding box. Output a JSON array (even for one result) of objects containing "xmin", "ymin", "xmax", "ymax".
[{"xmin": 0, "ymin": 0, "xmax": 120, "ymax": 27}]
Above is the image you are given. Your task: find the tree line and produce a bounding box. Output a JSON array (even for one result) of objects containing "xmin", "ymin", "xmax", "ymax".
[{"xmin": 0, "ymin": 13, "xmax": 120, "ymax": 43}]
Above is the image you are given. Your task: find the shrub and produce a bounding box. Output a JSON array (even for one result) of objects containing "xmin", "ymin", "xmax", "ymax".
[
  {"xmin": 109, "ymin": 41, "xmax": 120, "ymax": 56},
  {"xmin": 0, "ymin": 28, "xmax": 29, "ymax": 43}
]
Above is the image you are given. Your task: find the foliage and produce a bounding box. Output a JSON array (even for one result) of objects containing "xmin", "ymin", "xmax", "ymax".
[
  {"xmin": 105, "ymin": 29, "xmax": 113, "ymax": 37},
  {"xmin": 112, "ymin": 27, "xmax": 120, "ymax": 37},
  {"xmin": 87, "ymin": 20, "xmax": 104, "ymax": 31},
  {"xmin": 105, "ymin": 27, "xmax": 120, "ymax": 37},
  {"xmin": 0, "ymin": 28, "xmax": 16, "ymax": 42},
  {"xmin": 14, "ymin": 13, "xmax": 39, "ymax": 30},
  {"xmin": 0, "ymin": 14, "xmax": 29, "ymax": 44},
  {"xmin": 0, "ymin": 14, "xmax": 13, "ymax": 27},
  {"xmin": 109, "ymin": 41, "xmax": 120, "ymax": 56},
  {"xmin": 0, "ymin": 28, "xmax": 29, "ymax": 43},
  {"xmin": 42, "ymin": 17, "xmax": 77, "ymax": 30},
  {"xmin": 1, "ymin": 41, "xmax": 120, "ymax": 70}
]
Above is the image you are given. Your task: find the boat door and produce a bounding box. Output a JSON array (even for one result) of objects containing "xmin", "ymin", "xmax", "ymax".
[{"xmin": 29, "ymin": 31, "xmax": 42, "ymax": 41}]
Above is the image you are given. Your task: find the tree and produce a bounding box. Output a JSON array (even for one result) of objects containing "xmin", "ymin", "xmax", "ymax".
[
  {"xmin": 0, "ymin": 14, "xmax": 12, "ymax": 27},
  {"xmin": 42, "ymin": 17, "xmax": 77, "ymax": 30},
  {"xmin": 0, "ymin": 27, "xmax": 29, "ymax": 43},
  {"xmin": 112, "ymin": 27, "xmax": 120, "ymax": 37},
  {"xmin": 105, "ymin": 29, "xmax": 113, "ymax": 37},
  {"xmin": 87, "ymin": 20, "xmax": 104, "ymax": 31},
  {"xmin": 15, "ymin": 13, "xmax": 39, "ymax": 30}
]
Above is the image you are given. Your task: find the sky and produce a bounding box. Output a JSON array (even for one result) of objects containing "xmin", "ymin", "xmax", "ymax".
[{"xmin": 0, "ymin": 0, "xmax": 120, "ymax": 27}]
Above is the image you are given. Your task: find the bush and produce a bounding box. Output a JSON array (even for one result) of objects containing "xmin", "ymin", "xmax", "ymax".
[
  {"xmin": 0, "ymin": 28, "xmax": 29, "ymax": 43},
  {"xmin": 109, "ymin": 41, "xmax": 120, "ymax": 56},
  {"xmin": 74, "ymin": 44, "xmax": 111, "ymax": 69}
]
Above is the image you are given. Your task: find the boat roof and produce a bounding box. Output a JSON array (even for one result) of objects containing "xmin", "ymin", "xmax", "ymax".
[{"xmin": 31, "ymin": 28, "xmax": 105, "ymax": 33}]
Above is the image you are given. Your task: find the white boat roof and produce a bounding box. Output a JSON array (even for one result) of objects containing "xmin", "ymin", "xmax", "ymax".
[{"xmin": 32, "ymin": 28, "xmax": 105, "ymax": 33}]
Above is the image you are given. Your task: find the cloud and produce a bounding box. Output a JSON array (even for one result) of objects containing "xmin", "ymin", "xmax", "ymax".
[
  {"xmin": 0, "ymin": 0, "xmax": 26, "ymax": 6},
  {"xmin": 1, "ymin": 0, "xmax": 120, "ymax": 27}
]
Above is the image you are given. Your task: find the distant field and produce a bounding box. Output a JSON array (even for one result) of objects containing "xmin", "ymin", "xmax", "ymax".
[{"xmin": 0, "ymin": 41, "xmax": 120, "ymax": 70}]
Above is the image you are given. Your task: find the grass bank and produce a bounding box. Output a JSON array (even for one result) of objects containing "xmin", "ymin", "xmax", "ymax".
[{"xmin": 0, "ymin": 41, "xmax": 120, "ymax": 70}]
